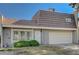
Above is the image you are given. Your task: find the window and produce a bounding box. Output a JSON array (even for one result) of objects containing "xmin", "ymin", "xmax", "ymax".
[
  {"xmin": 65, "ymin": 18, "xmax": 71, "ymax": 22},
  {"xmin": 27, "ymin": 32, "xmax": 30, "ymax": 40},
  {"xmin": 14, "ymin": 31, "xmax": 18, "ymax": 35},
  {"xmin": 21, "ymin": 31, "xmax": 25, "ymax": 40},
  {"xmin": 21, "ymin": 31, "xmax": 25, "ymax": 37},
  {"xmin": 13, "ymin": 31, "xmax": 19, "ymax": 40},
  {"xmin": 13, "ymin": 31, "xmax": 32, "ymax": 40}
]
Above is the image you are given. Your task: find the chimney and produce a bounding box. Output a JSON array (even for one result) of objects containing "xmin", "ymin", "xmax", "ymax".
[{"xmin": 48, "ymin": 8, "xmax": 55, "ymax": 12}]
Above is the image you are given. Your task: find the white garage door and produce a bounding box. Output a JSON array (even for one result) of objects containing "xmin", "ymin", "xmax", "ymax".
[{"xmin": 49, "ymin": 31, "xmax": 72, "ymax": 44}]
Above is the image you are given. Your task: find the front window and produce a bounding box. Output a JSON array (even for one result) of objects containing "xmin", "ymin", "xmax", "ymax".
[
  {"xmin": 27, "ymin": 32, "xmax": 30, "ymax": 40},
  {"xmin": 13, "ymin": 31, "xmax": 32, "ymax": 40},
  {"xmin": 65, "ymin": 18, "xmax": 71, "ymax": 22},
  {"xmin": 21, "ymin": 31, "xmax": 25, "ymax": 40},
  {"xmin": 13, "ymin": 31, "xmax": 19, "ymax": 40}
]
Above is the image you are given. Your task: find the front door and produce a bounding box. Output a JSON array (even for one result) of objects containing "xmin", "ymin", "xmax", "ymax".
[{"xmin": 41, "ymin": 30, "xmax": 49, "ymax": 45}]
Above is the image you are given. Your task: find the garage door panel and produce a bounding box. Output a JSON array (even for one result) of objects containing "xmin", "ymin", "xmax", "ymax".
[{"xmin": 49, "ymin": 31, "xmax": 72, "ymax": 44}]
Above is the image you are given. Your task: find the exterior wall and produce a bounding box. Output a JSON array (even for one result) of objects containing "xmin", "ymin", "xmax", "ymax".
[
  {"xmin": 2, "ymin": 28, "xmax": 76, "ymax": 48},
  {"xmin": 3, "ymin": 28, "xmax": 12, "ymax": 47},
  {"xmin": 73, "ymin": 26, "xmax": 79, "ymax": 44},
  {"xmin": 72, "ymin": 30, "xmax": 77, "ymax": 43}
]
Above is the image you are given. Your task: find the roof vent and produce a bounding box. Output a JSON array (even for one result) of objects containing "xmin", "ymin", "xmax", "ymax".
[{"xmin": 48, "ymin": 8, "xmax": 55, "ymax": 12}]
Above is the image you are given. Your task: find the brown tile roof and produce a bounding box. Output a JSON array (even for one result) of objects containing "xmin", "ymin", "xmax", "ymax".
[
  {"xmin": 13, "ymin": 10, "xmax": 76, "ymax": 28},
  {"xmin": 0, "ymin": 18, "xmax": 16, "ymax": 24}
]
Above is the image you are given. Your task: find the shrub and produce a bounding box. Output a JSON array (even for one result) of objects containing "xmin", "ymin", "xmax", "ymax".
[
  {"xmin": 14, "ymin": 40, "xmax": 39, "ymax": 48},
  {"xmin": 14, "ymin": 40, "xmax": 30, "ymax": 48},
  {"xmin": 29, "ymin": 40, "xmax": 39, "ymax": 46}
]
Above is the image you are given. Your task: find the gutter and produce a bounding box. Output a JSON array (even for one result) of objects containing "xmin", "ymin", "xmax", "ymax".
[{"xmin": 2, "ymin": 24, "xmax": 77, "ymax": 31}]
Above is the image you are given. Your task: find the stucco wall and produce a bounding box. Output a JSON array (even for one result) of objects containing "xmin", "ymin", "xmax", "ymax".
[
  {"xmin": 2, "ymin": 28, "xmax": 75, "ymax": 48},
  {"xmin": 72, "ymin": 30, "xmax": 77, "ymax": 43}
]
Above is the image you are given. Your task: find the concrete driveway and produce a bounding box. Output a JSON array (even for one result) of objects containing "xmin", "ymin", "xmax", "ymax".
[
  {"xmin": 57, "ymin": 44, "xmax": 79, "ymax": 55},
  {"xmin": 0, "ymin": 44, "xmax": 79, "ymax": 55}
]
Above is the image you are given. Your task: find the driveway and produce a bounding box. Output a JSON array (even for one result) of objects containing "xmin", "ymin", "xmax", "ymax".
[
  {"xmin": 56, "ymin": 44, "xmax": 79, "ymax": 55},
  {"xmin": 0, "ymin": 44, "xmax": 79, "ymax": 55}
]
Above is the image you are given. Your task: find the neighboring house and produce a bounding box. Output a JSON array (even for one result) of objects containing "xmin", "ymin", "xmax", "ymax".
[
  {"xmin": 0, "ymin": 9, "xmax": 78, "ymax": 48},
  {"xmin": 0, "ymin": 18, "xmax": 16, "ymax": 24},
  {"xmin": 0, "ymin": 18, "xmax": 16, "ymax": 47}
]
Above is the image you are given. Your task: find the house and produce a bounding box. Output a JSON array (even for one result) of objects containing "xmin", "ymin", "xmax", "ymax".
[
  {"xmin": 0, "ymin": 17, "xmax": 16, "ymax": 47},
  {"xmin": 0, "ymin": 18, "xmax": 16, "ymax": 24},
  {"xmin": 0, "ymin": 8, "xmax": 78, "ymax": 48}
]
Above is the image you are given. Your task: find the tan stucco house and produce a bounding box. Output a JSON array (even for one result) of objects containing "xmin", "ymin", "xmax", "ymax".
[{"xmin": 0, "ymin": 9, "xmax": 78, "ymax": 48}]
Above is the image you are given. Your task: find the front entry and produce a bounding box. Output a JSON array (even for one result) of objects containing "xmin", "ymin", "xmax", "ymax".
[{"xmin": 41, "ymin": 30, "xmax": 49, "ymax": 45}]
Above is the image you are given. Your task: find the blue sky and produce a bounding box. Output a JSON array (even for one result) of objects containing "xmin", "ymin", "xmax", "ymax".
[{"xmin": 0, "ymin": 3, "xmax": 74, "ymax": 20}]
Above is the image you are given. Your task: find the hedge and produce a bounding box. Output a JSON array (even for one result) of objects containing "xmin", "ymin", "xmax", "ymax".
[{"xmin": 14, "ymin": 40, "xmax": 39, "ymax": 48}]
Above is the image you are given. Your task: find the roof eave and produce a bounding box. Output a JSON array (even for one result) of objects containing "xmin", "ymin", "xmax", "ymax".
[{"xmin": 2, "ymin": 24, "xmax": 77, "ymax": 31}]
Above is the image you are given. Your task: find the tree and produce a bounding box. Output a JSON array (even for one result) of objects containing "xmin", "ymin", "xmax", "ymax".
[
  {"xmin": 69, "ymin": 3, "xmax": 79, "ymax": 19},
  {"xmin": 69, "ymin": 3, "xmax": 77, "ymax": 8},
  {"xmin": 69, "ymin": 3, "xmax": 79, "ymax": 12}
]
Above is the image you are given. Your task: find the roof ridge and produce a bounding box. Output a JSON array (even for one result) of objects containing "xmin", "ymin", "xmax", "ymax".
[{"xmin": 39, "ymin": 10, "xmax": 72, "ymax": 15}]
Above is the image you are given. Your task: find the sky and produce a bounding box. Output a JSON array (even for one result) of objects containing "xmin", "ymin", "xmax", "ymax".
[{"xmin": 0, "ymin": 3, "xmax": 74, "ymax": 20}]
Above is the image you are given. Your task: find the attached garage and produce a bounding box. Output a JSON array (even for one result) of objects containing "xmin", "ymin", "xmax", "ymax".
[{"xmin": 49, "ymin": 30, "xmax": 73, "ymax": 44}]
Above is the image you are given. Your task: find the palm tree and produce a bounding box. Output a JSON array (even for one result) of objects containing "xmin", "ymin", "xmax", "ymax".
[
  {"xmin": 69, "ymin": 3, "xmax": 79, "ymax": 21},
  {"xmin": 69, "ymin": 3, "xmax": 79, "ymax": 43},
  {"xmin": 69, "ymin": 3, "xmax": 79, "ymax": 12},
  {"xmin": 69, "ymin": 3, "xmax": 77, "ymax": 8}
]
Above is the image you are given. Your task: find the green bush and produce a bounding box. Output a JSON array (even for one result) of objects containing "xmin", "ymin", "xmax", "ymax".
[
  {"xmin": 14, "ymin": 40, "xmax": 39, "ymax": 48},
  {"xmin": 14, "ymin": 40, "xmax": 30, "ymax": 48},
  {"xmin": 29, "ymin": 40, "xmax": 39, "ymax": 46}
]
